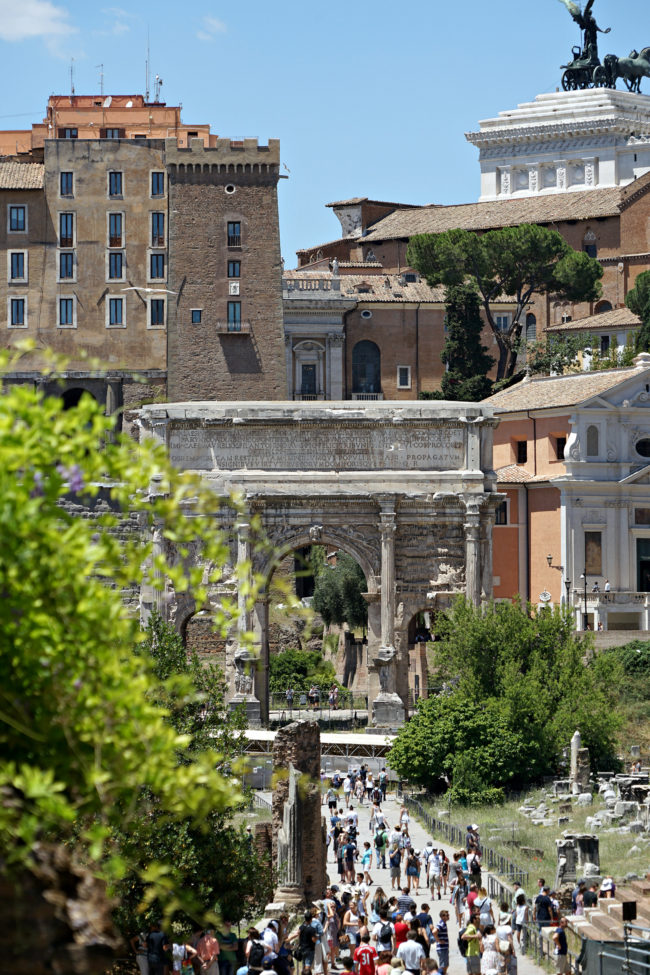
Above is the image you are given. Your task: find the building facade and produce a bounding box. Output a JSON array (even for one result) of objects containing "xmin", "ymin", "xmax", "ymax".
[
  {"xmin": 0, "ymin": 96, "xmax": 286, "ymax": 406},
  {"xmin": 487, "ymin": 355, "xmax": 650, "ymax": 630}
]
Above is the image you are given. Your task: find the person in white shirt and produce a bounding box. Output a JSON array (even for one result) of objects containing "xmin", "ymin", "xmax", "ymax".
[{"xmin": 396, "ymin": 932, "xmax": 425, "ymax": 974}]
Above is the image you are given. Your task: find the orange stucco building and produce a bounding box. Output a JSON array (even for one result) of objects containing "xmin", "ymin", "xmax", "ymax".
[{"xmin": 0, "ymin": 95, "xmax": 216, "ymax": 156}]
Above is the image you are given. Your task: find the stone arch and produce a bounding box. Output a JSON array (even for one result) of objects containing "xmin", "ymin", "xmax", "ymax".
[
  {"xmin": 595, "ymin": 300, "xmax": 613, "ymax": 314},
  {"xmin": 525, "ymin": 312, "xmax": 537, "ymax": 342},
  {"xmin": 257, "ymin": 528, "xmax": 379, "ymax": 596},
  {"xmin": 61, "ymin": 386, "xmax": 97, "ymax": 409}
]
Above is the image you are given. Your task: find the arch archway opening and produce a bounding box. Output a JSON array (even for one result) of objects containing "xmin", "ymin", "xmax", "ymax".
[
  {"xmin": 61, "ymin": 387, "xmax": 97, "ymax": 410},
  {"xmin": 406, "ymin": 609, "xmax": 438, "ymax": 705}
]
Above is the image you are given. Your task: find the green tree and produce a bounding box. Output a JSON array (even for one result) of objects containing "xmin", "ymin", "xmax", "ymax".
[
  {"xmin": 0, "ymin": 347, "xmax": 272, "ymax": 923},
  {"xmin": 114, "ymin": 613, "xmax": 271, "ymax": 933},
  {"xmin": 388, "ymin": 598, "xmax": 622, "ymax": 797},
  {"xmin": 423, "ymin": 283, "xmax": 494, "ymax": 401},
  {"xmin": 269, "ymin": 647, "xmax": 339, "ymax": 696},
  {"xmin": 626, "ymin": 270, "xmax": 650, "ymax": 353},
  {"xmin": 312, "ymin": 552, "xmax": 368, "ymax": 629},
  {"xmin": 407, "ymin": 224, "xmax": 603, "ymax": 380}
]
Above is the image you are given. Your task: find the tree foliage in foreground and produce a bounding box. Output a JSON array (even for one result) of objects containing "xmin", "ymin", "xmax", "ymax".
[
  {"xmin": 312, "ymin": 551, "xmax": 368, "ymax": 629},
  {"xmin": 0, "ymin": 347, "xmax": 278, "ymax": 924},
  {"xmin": 421, "ymin": 283, "xmax": 494, "ymax": 401},
  {"xmin": 388, "ymin": 598, "xmax": 622, "ymax": 800},
  {"xmin": 407, "ymin": 224, "xmax": 603, "ymax": 380},
  {"xmin": 114, "ymin": 614, "xmax": 271, "ymax": 933}
]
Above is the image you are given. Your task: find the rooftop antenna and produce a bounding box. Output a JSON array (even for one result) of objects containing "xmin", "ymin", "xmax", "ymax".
[
  {"xmin": 96, "ymin": 63, "xmax": 104, "ymax": 96},
  {"xmin": 70, "ymin": 57, "xmax": 75, "ymax": 96},
  {"xmin": 154, "ymin": 74, "xmax": 163, "ymax": 102},
  {"xmin": 145, "ymin": 29, "xmax": 150, "ymax": 102}
]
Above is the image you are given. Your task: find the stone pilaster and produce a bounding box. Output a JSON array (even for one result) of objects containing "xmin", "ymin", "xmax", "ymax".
[
  {"xmin": 229, "ymin": 520, "xmax": 261, "ymax": 727},
  {"xmin": 372, "ymin": 502, "xmax": 405, "ymax": 728}
]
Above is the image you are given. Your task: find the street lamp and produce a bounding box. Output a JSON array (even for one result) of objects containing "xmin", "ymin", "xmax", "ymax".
[
  {"xmin": 580, "ymin": 569, "xmax": 588, "ymax": 630},
  {"xmin": 564, "ymin": 577, "xmax": 572, "ymax": 609}
]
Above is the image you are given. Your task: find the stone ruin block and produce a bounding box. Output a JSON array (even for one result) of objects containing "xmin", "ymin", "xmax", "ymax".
[{"xmin": 555, "ymin": 832, "xmax": 600, "ymax": 890}]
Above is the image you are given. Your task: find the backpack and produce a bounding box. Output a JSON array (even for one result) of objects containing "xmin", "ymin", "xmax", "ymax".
[
  {"xmin": 470, "ymin": 856, "xmax": 482, "ymax": 876},
  {"xmin": 248, "ymin": 941, "xmax": 265, "ymax": 969},
  {"xmin": 457, "ymin": 927, "xmax": 468, "ymax": 957},
  {"xmin": 379, "ymin": 922, "xmax": 392, "ymax": 944}
]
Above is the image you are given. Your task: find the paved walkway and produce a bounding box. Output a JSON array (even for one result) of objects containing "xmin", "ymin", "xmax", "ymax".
[{"xmin": 326, "ymin": 792, "xmax": 548, "ymax": 975}]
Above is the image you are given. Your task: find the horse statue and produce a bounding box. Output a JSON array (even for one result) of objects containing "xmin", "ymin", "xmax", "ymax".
[{"xmin": 603, "ymin": 48, "xmax": 650, "ymax": 92}]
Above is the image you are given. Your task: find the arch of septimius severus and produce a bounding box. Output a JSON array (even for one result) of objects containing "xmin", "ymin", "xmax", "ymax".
[{"xmin": 140, "ymin": 400, "xmax": 500, "ymax": 728}]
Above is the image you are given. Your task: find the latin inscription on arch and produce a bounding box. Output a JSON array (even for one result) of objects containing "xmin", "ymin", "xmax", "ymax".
[{"xmin": 169, "ymin": 423, "xmax": 466, "ymax": 472}]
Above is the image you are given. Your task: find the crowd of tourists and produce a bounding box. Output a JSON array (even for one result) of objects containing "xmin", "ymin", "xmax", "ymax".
[{"xmin": 132, "ymin": 767, "xmax": 578, "ymax": 975}]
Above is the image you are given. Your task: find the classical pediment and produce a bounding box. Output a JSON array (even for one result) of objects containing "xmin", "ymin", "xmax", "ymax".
[{"xmin": 620, "ymin": 464, "xmax": 650, "ymax": 485}]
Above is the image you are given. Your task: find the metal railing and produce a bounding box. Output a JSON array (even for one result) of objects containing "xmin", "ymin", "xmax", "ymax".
[
  {"xmin": 252, "ymin": 792, "xmax": 272, "ymax": 812},
  {"xmin": 270, "ymin": 691, "xmax": 368, "ymax": 712},
  {"xmin": 350, "ymin": 392, "xmax": 383, "ymax": 401},
  {"xmin": 398, "ymin": 791, "xmax": 529, "ymax": 888}
]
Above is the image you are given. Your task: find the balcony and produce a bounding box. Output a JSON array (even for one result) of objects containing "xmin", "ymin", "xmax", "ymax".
[
  {"xmin": 571, "ymin": 590, "xmax": 649, "ymax": 607},
  {"xmin": 216, "ymin": 321, "xmax": 251, "ymax": 334},
  {"xmin": 293, "ymin": 392, "xmax": 324, "ymax": 401},
  {"xmin": 227, "ymin": 235, "xmax": 241, "ymax": 248},
  {"xmin": 350, "ymin": 392, "xmax": 383, "ymax": 401}
]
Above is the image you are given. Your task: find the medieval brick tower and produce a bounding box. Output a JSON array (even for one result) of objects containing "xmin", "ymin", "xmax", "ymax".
[{"xmin": 165, "ymin": 138, "xmax": 287, "ymax": 401}]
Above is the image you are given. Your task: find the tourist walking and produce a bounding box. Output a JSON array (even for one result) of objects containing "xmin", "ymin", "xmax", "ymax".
[
  {"xmin": 552, "ymin": 917, "xmax": 570, "ymax": 975},
  {"xmin": 479, "ymin": 926, "xmax": 500, "ymax": 975},
  {"xmin": 432, "ymin": 909, "xmax": 450, "ymax": 975}
]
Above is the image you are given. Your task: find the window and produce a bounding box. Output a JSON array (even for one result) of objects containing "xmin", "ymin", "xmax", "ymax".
[
  {"xmin": 151, "ymin": 172, "xmax": 165, "ymax": 197},
  {"xmin": 585, "ymin": 531, "xmax": 603, "ymax": 575},
  {"xmin": 9, "ymin": 297, "xmax": 25, "ymax": 327},
  {"xmin": 586, "ymin": 424, "xmax": 599, "ymax": 458},
  {"xmin": 150, "ymin": 253, "xmax": 165, "ymax": 279},
  {"xmin": 495, "ymin": 314, "xmax": 511, "ymax": 332},
  {"xmin": 108, "ymin": 252, "xmax": 123, "ymax": 280},
  {"xmin": 404, "ymin": 273, "xmax": 418, "ymax": 283},
  {"xmin": 228, "ymin": 260, "xmax": 241, "ymax": 278},
  {"xmin": 151, "ymin": 212, "xmax": 165, "ymax": 247},
  {"xmin": 60, "ymin": 172, "xmax": 73, "ymax": 197},
  {"xmin": 187, "ymin": 131, "xmax": 198, "ymax": 139},
  {"xmin": 554, "ymin": 436, "xmax": 567, "ymax": 461},
  {"xmin": 150, "ymin": 299, "xmax": 165, "ymax": 328},
  {"xmin": 191, "ymin": 309, "xmax": 202, "ymax": 324},
  {"xmin": 495, "ymin": 499, "xmax": 508, "ymax": 525},
  {"xmin": 9, "ymin": 252, "xmax": 26, "ymax": 282},
  {"xmin": 595, "ymin": 300, "xmax": 613, "ymax": 314},
  {"xmin": 227, "ymin": 301, "xmax": 241, "ymax": 330},
  {"xmin": 59, "ymin": 128, "xmax": 78, "ymax": 139},
  {"xmin": 108, "ymin": 297, "xmax": 124, "ymax": 327},
  {"xmin": 132, "ymin": 134, "xmax": 146, "ymax": 140},
  {"xmin": 59, "ymin": 213, "xmax": 74, "ymax": 248},
  {"xmin": 58, "ymin": 297, "xmax": 74, "ymax": 328},
  {"xmin": 108, "ymin": 213, "xmax": 123, "ymax": 247},
  {"xmin": 525, "ymin": 313, "xmax": 537, "ymax": 343},
  {"xmin": 105, "ymin": 129, "xmax": 121, "ymax": 139},
  {"xmin": 397, "ymin": 365, "xmax": 411, "ymax": 389},
  {"xmin": 636, "ymin": 438, "xmax": 650, "ymax": 458},
  {"xmin": 352, "ymin": 340, "xmax": 381, "ymax": 394},
  {"xmin": 59, "ymin": 252, "xmax": 74, "ymax": 280},
  {"xmin": 635, "ymin": 508, "xmax": 650, "ymax": 525},
  {"xmin": 584, "ymin": 243, "xmax": 598, "ymax": 258},
  {"xmin": 515, "ymin": 440, "xmax": 528, "ymax": 464},
  {"xmin": 108, "ymin": 171, "xmax": 123, "ymax": 197},
  {"xmin": 600, "ymin": 335, "xmax": 610, "ymax": 355},
  {"xmin": 227, "ymin": 221, "xmax": 241, "ymax": 247},
  {"xmin": 8, "ymin": 205, "xmax": 26, "ymax": 232}
]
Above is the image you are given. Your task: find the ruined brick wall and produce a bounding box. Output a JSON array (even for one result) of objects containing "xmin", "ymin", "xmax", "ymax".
[
  {"xmin": 271, "ymin": 721, "xmax": 327, "ymax": 904},
  {"xmin": 166, "ymin": 140, "xmax": 286, "ymax": 401}
]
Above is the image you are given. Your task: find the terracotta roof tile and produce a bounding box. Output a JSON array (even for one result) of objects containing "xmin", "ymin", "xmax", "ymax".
[
  {"xmin": 0, "ymin": 161, "xmax": 44, "ymax": 190},
  {"xmin": 484, "ymin": 366, "xmax": 642, "ymax": 413},
  {"xmin": 547, "ymin": 307, "xmax": 641, "ymax": 333},
  {"xmin": 496, "ymin": 464, "xmax": 534, "ymax": 483},
  {"xmin": 360, "ymin": 186, "xmax": 628, "ymax": 242}
]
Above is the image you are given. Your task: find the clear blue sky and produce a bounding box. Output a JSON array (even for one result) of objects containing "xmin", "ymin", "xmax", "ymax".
[{"xmin": 0, "ymin": 0, "xmax": 645, "ymax": 265}]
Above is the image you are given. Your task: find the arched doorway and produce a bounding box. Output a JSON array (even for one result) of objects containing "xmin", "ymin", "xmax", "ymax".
[
  {"xmin": 251, "ymin": 532, "xmax": 380, "ymax": 723},
  {"xmin": 406, "ymin": 609, "xmax": 436, "ymax": 705},
  {"xmin": 61, "ymin": 387, "xmax": 96, "ymax": 409},
  {"xmin": 352, "ymin": 340, "xmax": 381, "ymax": 396}
]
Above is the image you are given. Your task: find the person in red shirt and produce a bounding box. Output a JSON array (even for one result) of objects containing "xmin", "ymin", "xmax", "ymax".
[
  {"xmin": 467, "ymin": 883, "xmax": 479, "ymax": 913},
  {"xmin": 353, "ymin": 934, "xmax": 378, "ymax": 975},
  {"xmin": 393, "ymin": 913, "xmax": 409, "ymax": 948}
]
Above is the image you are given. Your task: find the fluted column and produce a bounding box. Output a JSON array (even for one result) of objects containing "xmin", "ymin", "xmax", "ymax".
[
  {"xmin": 379, "ymin": 505, "xmax": 396, "ymax": 651},
  {"xmin": 372, "ymin": 501, "xmax": 404, "ymax": 729},
  {"xmin": 230, "ymin": 519, "xmax": 261, "ymax": 727},
  {"xmin": 464, "ymin": 499, "xmax": 481, "ymax": 606}
]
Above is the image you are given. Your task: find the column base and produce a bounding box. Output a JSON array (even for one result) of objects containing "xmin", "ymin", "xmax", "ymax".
[
  {"xmin": 372, "ymin": 692, "xmax": 405, "ymax": 730},
  {"xmin": 229, "ymin": 695, "xmax": 262, "ymax": 727},
  {"xmin": 269, "ymin": 885, "xmax": 304, "ymax": 912}
]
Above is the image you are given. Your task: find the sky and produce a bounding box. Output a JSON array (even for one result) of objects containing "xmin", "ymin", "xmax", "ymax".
[{"xmin": 0, "ymin": 0, "xmax": 647, "ymax": 265}]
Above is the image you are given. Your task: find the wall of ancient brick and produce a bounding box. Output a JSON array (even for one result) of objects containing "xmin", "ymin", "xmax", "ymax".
[{"xmin": 271, "ymin": 721, "xmax": 327, "ymax": 904}]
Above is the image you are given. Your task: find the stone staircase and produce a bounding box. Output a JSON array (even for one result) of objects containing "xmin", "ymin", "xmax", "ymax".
[{"xmin": 569, "ymin": 879, "xmax": 650, "ymax": 942}]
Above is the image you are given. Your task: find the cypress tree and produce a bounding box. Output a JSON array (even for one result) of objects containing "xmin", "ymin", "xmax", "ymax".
[{"xmin": 438, "ymin": 282, "xmax": 495, "ymax": 401}]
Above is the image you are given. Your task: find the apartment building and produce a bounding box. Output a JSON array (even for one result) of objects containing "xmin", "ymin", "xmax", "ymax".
[{"xmin": 0, "ymin": 95, "xmax": 286, "ymax": 409}]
